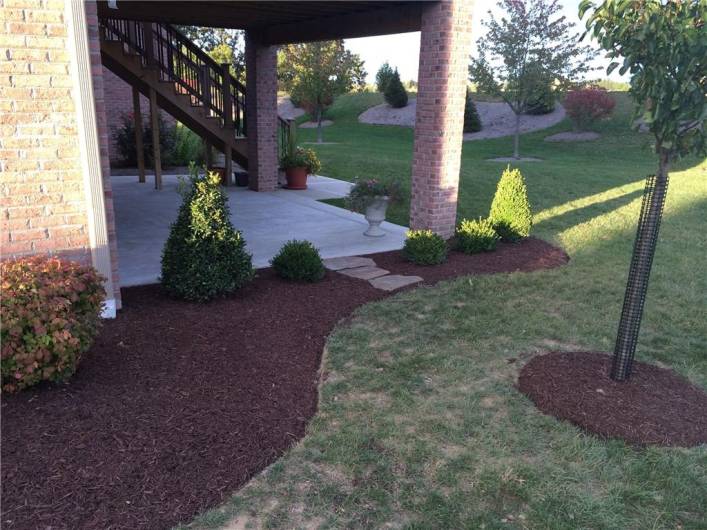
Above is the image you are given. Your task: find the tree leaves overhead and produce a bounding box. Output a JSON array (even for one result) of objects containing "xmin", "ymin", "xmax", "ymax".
[{"xmin": 579, "ymin": 0, "xmax": 707, "ymax": 159}]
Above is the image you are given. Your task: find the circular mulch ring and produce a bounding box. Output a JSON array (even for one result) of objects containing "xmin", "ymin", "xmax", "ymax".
[{"xmin": 518, "ymin": 351, "xmax": 707, "ymax": 447}]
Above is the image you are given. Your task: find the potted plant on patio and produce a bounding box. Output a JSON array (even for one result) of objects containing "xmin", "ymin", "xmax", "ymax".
[
  {"xmin": 280, "ymin": 147, "xmax": 321, "ymax": 190},
  {"xmin": 345, "ymin": 178, "xmax": 401, "ymax": 237}
]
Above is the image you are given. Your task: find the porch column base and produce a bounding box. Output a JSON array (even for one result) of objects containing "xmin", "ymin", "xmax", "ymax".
[{"xmin": 409, "ymin": 0, "xmax": 473, "ymax": 239}]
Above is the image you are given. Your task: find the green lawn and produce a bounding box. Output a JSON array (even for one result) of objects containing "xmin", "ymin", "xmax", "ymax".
[{"xmin": 185, "ymin": 93, "xmax": 706, "ymax": 529}]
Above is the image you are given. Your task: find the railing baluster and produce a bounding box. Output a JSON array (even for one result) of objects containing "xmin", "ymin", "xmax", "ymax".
[
  {"xmin": 141, "ymin": 22, "xmax": 155, "ymax": 68},
  {"xmin": 201, "ymin": 65, "xmax": 211, "ymax": 114}
]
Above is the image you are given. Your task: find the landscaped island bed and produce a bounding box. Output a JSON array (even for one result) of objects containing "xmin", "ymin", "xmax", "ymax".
[{"xmin": 1, "ymin": 240, "xmax": 565, "ymax": 530}]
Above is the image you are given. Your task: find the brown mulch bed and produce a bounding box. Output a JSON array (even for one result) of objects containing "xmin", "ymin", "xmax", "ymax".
[
  {"xmin": 1, "ymin": 239, "xmax": 566, "ymax": 530},
  {"xmin": 369, "ymin": 237, "xmax": 568, "ymax": 284},
  {"xmin": 518, "ymin": 351, "xmax": 707, "ymax": 447}
]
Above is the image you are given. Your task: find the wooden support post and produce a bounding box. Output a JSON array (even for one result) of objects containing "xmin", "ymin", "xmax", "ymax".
[
  {"xmin": 221, "ymin": 63, "xmax": 233, "ymax": 186},
  {"xmin": 141, "ymin": 22, "xmax": 155, "ymax": 68},
  {"xmin": 132, "ymin": 86, "xmax": 146, "ymax": 183},
  {"xmin": 204, "ymin": 140, "xmax": 213, "ymax": 168},
  {"xmin": 149, "ymin": 87, "xmax": 162, "ymax": 190}
]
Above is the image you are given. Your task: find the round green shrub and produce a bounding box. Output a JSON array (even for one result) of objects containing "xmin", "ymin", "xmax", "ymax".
[
  {"xmin": 455, "ymin": 218, "xmax": 500, "ymax": 254},
  {"xmin": 489, "ymin": 166, "xmax": 533, "ymax": 241},
  {"xmin": 464, "ymin": 89, "xmax": 482, "ymax": 133},
  {"xmin": 161, "ymin": 165, "xmax": 254, "ymax": 301},
  {"xmin": 384, "ymin": 70, "xmax": 408, "ymax": 108},
  {"xmin": 403, "ymin": 230, "xmax": 448, "ymax": 265},
  {"xmin": 271, "ymin": 240, "xmax": 326, "ymax": 282},
  {"xmin": 1, "ymin": 256, "xmax": 105, "ymax": 393}
]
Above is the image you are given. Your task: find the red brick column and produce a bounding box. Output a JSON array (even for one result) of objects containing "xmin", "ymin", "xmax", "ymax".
[
  {"xmin": 409, "ymin": 0, "xmax": 473, "ymax": 238},
  {"xmin": 245, "ymin": 32, "xmax": 278, "ymax": 192}
]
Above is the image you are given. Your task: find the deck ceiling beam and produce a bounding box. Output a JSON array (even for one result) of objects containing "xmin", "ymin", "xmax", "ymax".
[{"xmin": 96, "ymin": 1, "xmax": 426, "ymax": 42}]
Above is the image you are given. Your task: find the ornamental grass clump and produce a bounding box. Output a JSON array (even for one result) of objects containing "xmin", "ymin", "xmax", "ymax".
[
  {"xmin": 455, "ymin": 218, "xmax": 500, "ymax": 254},
  {"xmin": 1, "ymin": 256, "xmax": 105, "ymax": 393},
  {"xmin": 161, "ymin": 164, "xmax": 253, "ymax": 302},
  {"xmin": 271, "ymin": 240, "xmax": 326, "ymax": 282},
  {"xmin": 489, "ymin": 166, "xmax": 532, "ymax": 241},
  {"xmin": 403, "ymin": 230, "xmax": 448, "ymax": 265}
]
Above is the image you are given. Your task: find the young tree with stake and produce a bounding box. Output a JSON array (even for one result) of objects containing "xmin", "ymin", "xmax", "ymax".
[
  {"xmin": 470, "ymin": 0, "xmax": 595, "ymax": 159},
  {"xmin": 580, "ymin": 0, "xmax": 706, "ymax": 381}
]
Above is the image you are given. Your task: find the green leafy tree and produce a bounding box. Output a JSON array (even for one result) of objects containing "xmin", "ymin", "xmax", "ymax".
[
  {"xmin": 178, "ymin": 26, "xmax": 245, "ymax": 82},
  {"xmin": 161, "ymin": 165, "xmax": 253, "ymax": 302},
  {"xmin": 469, "ymin": 0, "xmax": 595, "ymax": 158},
  {"xmin": 279, "ymin": 40, "xmax": 366, "ymax": 143},
  {"xmin": 375, "ymin": 61, "xmax": 396, "ymax": 92},
  {"xmin": 580, "ymin": 0, "xmax": 706, "ymax": 381},
  {"xmin": 384, "ymin": 69, "xmax": 408, "ymax": 108},
  {"xmin": 489, "ymin": 166, "xmax": 533, "ymax": 241}
]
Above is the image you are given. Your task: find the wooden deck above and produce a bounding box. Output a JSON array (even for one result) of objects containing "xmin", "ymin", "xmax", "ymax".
[{"xmin": 96, "ymin": 1, "xmax": 429, "ymax": 43}]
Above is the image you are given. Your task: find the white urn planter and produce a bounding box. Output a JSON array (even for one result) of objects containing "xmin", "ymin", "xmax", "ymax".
[{"xmin": 363, "ymin": 196, "xmax": 389, "ymax": 237}]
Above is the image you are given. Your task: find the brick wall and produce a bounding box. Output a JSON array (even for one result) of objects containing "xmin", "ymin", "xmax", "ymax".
[
  {"xmin": 102, "ymin": 66, "xmax": 176, "ymax": 166},
  {"xmin": 409, "ymin": 0, "xmax": 473, "ymax": 239},
  {"xmin": 245, "ymin": 32, "xmax": 278, "ymax": 192},
  {"xmin": 1, "ymin": 0, "xmax": 121, "ymax": 307}
]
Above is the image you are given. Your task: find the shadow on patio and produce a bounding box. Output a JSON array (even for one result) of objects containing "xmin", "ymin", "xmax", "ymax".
[{"xmin": 112, "ymin": 174, "xmax": 408, "ymax": 287}]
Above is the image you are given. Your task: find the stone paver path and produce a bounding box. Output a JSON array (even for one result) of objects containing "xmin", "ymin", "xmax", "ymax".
[{"xmin": 324, "ymin": 255, "xmax": 422, "ymax": 291}]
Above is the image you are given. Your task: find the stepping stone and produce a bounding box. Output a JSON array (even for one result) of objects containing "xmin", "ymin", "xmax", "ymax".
[
  {"xmin": 369, "ymin": 274, "xmax": 423, "ymax": 291},
  {"xmin": 338, "ymin": 266, "xmax": 389, "ymax": 280},
  {"xmin": 323, "ymin": 256, "xmax": 376, "ymax": 271}
]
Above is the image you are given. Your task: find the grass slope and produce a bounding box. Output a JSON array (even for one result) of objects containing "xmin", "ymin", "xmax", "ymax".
[{"xmin": 185, "ymin": 93, "xmax": 707, "ymax": 530}]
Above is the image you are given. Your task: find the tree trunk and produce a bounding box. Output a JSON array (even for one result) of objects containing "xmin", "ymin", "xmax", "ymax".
[
  {"xmin": 611, "ymin": 151, "xmax": 671, "ymax": 381},
  {"xmin": 513, "ymin": 112, "xmax": 521, "ymax": 159},
  {"xmin": 316, "ymin": 106, "xmax": 323, "ymax": 144}
]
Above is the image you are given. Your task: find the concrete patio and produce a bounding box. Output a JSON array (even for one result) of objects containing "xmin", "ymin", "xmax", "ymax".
[{"xmin": 113, "ymin": 174, "xmax": 408, "ymax": 287}]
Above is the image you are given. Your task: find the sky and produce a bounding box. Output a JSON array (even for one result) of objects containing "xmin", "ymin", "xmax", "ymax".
[{"xmin": 345, "ymin": 0, "xmax": 627, "ymax": 85}]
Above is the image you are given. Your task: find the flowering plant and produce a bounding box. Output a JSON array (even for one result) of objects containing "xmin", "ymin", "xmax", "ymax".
[{"xmin": 345, "ymin": 177, "xmax": 402, "ymax": 212}]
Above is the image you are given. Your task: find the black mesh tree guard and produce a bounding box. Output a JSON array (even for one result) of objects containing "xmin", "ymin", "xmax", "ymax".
[{"xmin": 611, "ymin": 170, "xmax": 670, "ymax": 381}]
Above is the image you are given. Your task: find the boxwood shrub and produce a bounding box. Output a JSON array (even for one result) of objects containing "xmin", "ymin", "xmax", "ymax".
[
  {"xmin": 1, "ymin": 256, "xmax": 105, "ymax": 393},
  {"xmin": 271, "ymin": 240, "xmax": 326, "ymax": 282},
  {"xmin": 403, "ymin": 230, "xmax": 448, "ymax": 265},
  {"xmin": 161, "ymin": 165, "xmax": 254, "ymax": 301},
  {"xmin": 455, "ymin": 218, "xmax": 500, "ymax": 254}
]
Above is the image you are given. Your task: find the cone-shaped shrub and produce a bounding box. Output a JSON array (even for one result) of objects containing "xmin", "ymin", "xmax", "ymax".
[
  {"xmin": 463, "ymin": 89, "xmax": 482, "ymax": 133},
  {"xmin": 489, "ymin": 166, "xmax": 532, "ymax": 241},
  {"xmin": 271, "ymin": 240, "xmax": 325, "ymax": 282},
  {"xmin": 384, "ymin": 69, "xmax": 408, "ymax": 108},
  {"xmin": 161, "ymin": 165, "xmax": 253, "ymax": 301}
]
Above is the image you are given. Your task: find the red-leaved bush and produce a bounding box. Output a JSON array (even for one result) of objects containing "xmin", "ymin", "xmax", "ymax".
[
  {"xmin": 1, "ymin": 256, "xmax": 105, "ymax": 393},
  {"xmin": 563, "ymin": 88, "xmax": 616, "ymax": 131}
]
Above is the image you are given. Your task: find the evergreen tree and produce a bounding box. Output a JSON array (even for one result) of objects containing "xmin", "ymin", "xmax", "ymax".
[
  {"xmin": 375, "ymin": 62, "xmax": 396, "ymax": 93},
  {"xmin": 384, "ymin": 69, "xmax": 408, "ymax": 108},
  {"xmin": 463, "ymin": 89, "xmax": 482, "ymax": 133},
  {"xmin": 161, "ymin": 165, "xmax": 253, "ymax": 302},
  {"xmin": 489, "ymin": 166, "xmax": 532, "ymax": 241}
]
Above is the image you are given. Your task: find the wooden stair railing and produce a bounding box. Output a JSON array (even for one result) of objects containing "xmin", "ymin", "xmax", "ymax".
[{"xmin": 99, "ymin": 17, "xmax": 292, "ymax": 162}]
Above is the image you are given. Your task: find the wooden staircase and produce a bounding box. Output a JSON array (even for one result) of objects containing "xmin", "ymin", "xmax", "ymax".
[{"xmin": 98, "ymin": 17, "xmax": 290, "ymax": 186}]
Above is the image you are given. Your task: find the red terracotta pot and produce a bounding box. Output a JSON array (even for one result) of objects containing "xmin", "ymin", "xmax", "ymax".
[{"xmin": 285, "ymin": 166, "xmax": 308, "ymax": 190}]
